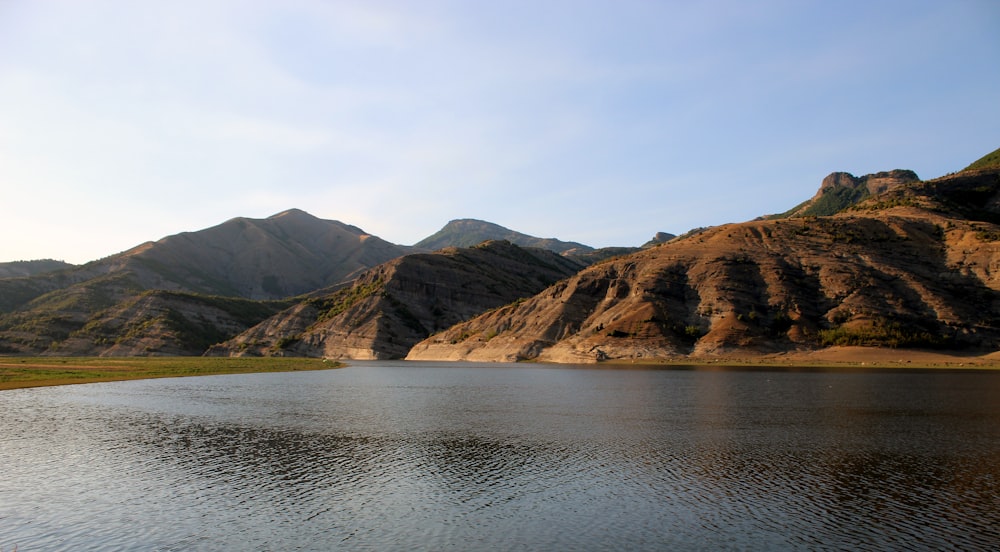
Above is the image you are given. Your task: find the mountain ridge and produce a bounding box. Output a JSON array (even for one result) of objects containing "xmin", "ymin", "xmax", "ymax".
[
  {"xmin": 414, "ymin": 218, "xmax": 595, "ymax": 254},
  {"xmin": 3, "ymin": 145, "xmax": 998, "ymax": 360},
  {"xmin": 0, "ymin": 210, "xmax": 413, "ymax": 355},
  {"xmin": 406, "ymin": 163, "xmax": 1000, "ymax": 362}
]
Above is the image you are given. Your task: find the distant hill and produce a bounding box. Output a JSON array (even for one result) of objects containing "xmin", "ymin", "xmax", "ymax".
[
  {"xmin": 113, "ymin": 208, "xmax": 410, "ymax": 299},
  {"xmin": 407, "ymin": 160, "xmax": 1000, "ymax": 362},
  {"xmin": 415, "ymin": 219, "xmax": 594, "ymax": 254},
  {"xmin": 208, "ymin": 240, "xmax": 584, "ymax": 359},
  {"xmin": 0, "ymin": 259, "xmax": 74, "ymax": 279},
  {"xmin": 0, "ymin": 209, "xmax": 411, "ymax": 355}
]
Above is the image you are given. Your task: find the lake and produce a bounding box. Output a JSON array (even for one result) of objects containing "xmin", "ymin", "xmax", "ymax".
[{"xmin": 2, "ymin": 361, "xmax": 999, "ymax": 550}]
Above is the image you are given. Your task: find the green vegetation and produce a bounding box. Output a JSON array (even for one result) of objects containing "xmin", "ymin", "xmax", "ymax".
[
  {"xmin": 62, "ymin": 290, "xmax": 290, "ymax": 354},
  {"xmin": 161, "ymin": 292, "xmax": 288, "ymax": 351},
  {"xmin": 964, "ymin": 147, "xmax": 1000, "ymax": 171},
  {"xmin": 313, "ymin": 278, "xmax": 385, "ymax": 323},
  {"xmin": 0, "ymin": 356, "xmax": 340, "ymax": 390},
  {"xmin": 771, "ymin": 186, "xmax": 870, "ymax": 219},
  {"xmin": 804, "ymin": 186, "xmax": 870, "ymax": 216},
  {"xmin": 818, "ymin": 318, "xmax": 949, "ymax": 349},
  {"xmin": 273, "ymin": 335, "xmax": 302, "ymax": 351},
  {"xmin": 850, "ymin": 196, "xmax": 920, "ymax": 212}
]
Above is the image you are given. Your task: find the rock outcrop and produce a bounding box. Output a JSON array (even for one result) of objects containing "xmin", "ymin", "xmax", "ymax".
[
  {"xmin": 642, "ymin": 232, "xmax": 677, "ymax": 248},
  {"xmin": 774, "ymin": 169, "xmax": 920, "ymax": 218}
]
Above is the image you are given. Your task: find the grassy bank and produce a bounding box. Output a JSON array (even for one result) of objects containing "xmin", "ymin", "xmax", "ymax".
[{"xmin": 0, "ymin": 357, "xmax": 341, "ymax": 391}]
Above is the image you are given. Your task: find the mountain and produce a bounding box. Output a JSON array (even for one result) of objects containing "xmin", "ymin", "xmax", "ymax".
[
  {"xmin": 0, "ymin": 260, "xmax": 75, "ymax": 279},
  {"xmin": 0, "ymin": 209, "xmax": 411, "ymax": 355},
  {"xmin": 108, "ymin": 208, "xmax": 410, "ymax": 299},
  {"xmin": 207, "ymin": 240, "xmax": 584, "ymax": 359},
  {"xmin": 6, "ymin": 148, "xmax": 999, "ymax": 361},
  {"xmin": 771, "ymin": 169, "xmax": 920, "ymax": 218},
  {"xmin": 642, "ymin": 232, "xmax": 677, "ymax": 248},
  {"xmin": 407, "ymin": 162, "xmax": 1000, "ymax": 362},
  {"xmin": 415, "ymin": 219, "xmax": 594, "ymax": 254}
]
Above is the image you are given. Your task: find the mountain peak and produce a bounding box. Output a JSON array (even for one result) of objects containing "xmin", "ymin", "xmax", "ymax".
[
  {"xmin": 818, "ymin": 170, "xmax": 919, "ymax": 197},
  {"xmin": 268, "ymin": 208, "xmax": 315, "ymax": 220},
  {"xmin": 773, "ymin": 169, "xmax": 920, "ymax": 219},
  {"xmin": 415, "ymin": 219, "xmax": 593, "ymax": 254}
]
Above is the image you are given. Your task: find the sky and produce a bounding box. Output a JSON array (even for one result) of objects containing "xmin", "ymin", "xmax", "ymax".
[{"xmin": 0, "ymin": 0, "xmax": 998, "ymax": 264}]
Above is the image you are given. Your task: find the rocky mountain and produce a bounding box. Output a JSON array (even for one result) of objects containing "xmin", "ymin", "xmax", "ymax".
[
  {"xmin": 6, "ymin": 148, "xmax": 999, "ymax": 361},
  {"xmin": 771, "ymin": 169, "xmax": 920, "ymax": 218},
  {"xmin": 642, "ymin": 232, "xmax": 677, "ymax": 248},
  {"xmin": 407, "ymin": 161, "xmax": 1000, "ymax": 363},
  {"xmin": 0, "ymin": 209, "xmax": 411, "ymax": 355},
  {"xmin": 0, "ymin": 260, "xmax": 75, "ymax": 279},
  {"xmin": 208, "ymin": 240, "xmax": 584, "ymax": 359},
  {"xmin": 415, "ymin": 219, "xmax": 594, "ymax": 254}
]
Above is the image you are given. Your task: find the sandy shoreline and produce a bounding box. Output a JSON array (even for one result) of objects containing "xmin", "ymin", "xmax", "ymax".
[{"xmin": 598, "ymin": 346, "xmax": 1000, "ymax": 369}]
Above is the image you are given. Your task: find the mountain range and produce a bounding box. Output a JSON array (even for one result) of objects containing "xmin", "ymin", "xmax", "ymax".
[{"xmin": 2, "ymin": 146, "xmax": 998, "ymax": 361}]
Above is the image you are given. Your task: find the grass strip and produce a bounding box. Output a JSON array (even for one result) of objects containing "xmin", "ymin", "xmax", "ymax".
[{"xmin": 0, "ymin": 357, "xmax": 341, "ymax": 391}]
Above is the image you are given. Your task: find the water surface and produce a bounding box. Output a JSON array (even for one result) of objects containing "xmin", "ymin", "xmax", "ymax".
[{"xmin": 2, "ymin": 362, "xmax": 999, "ymax": 550}]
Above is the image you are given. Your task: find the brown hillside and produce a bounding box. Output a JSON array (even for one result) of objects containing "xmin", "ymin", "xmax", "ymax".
[
  {"xmin": 112, "ymin": 208, "xmax": 409, "ymax": 299},
  {"xmin": 407, "ymin": 168, "xmax": 1000, "ymax": 363},
  {"xmin": 0, "ymin": 209, "xmax": 410, "ymax": 355},
  {"xmin": 208, "ymin": 241, "xmax": 583, "ymax": 359}
]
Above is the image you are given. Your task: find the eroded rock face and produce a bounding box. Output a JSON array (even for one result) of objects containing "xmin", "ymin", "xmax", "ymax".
[
  {"xmin": 408, "ymin": 169, "xmax": 1000, "ymax": 363},
  {"xmin": 817, "ymin": 170, "xmax": 919, "ymax": 198},
  {"xmin": 209, "ymin": 241, "xmax": 584, "ymax": 359}
]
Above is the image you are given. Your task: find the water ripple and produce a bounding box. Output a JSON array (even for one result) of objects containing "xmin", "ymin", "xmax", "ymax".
[{"xmin": 2, "ymin": 366, "xmax": 999, "ymax": 550}]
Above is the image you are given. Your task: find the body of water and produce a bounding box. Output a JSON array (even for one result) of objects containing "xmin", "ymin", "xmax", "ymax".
[{"xmin": 2, "ymin": 361, "xmax": 999, "ymax": 550}]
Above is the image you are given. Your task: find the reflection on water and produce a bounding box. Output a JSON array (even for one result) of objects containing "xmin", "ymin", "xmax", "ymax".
[{"xmin": 1, "ymin": 362, "xmax": 999, "ymax": 550}]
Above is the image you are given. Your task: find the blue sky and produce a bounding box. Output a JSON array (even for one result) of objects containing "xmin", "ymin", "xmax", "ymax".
[{"xmin": 1, "ymin": 0, "xmax": 997, "ymax": 264}]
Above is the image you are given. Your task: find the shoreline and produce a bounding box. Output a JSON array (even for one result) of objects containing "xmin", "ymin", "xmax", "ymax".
[
  {"xmin": 3, "ymin": 347, "xmax": 999, "ymax": 391},
  {"xmin": 0, "ymin": 357, "xmax": 342, "ymax": 391},
  {"xmin": 595, "ymin": 346, "xmax": 1000, "ymax": 370}
]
